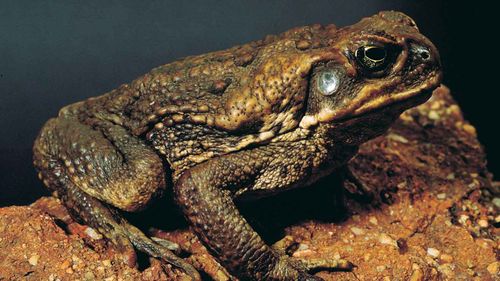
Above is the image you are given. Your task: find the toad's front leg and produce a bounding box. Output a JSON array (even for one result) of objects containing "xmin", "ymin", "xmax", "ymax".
[{"xmin": 174, "ymin": 144, "xmax": 349, "ymax": 281}]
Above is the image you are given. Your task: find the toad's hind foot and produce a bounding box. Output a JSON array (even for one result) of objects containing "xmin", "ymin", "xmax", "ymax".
[{"xmin": 60, "ymin": 185, "xmax": 201, "ymax": 281}]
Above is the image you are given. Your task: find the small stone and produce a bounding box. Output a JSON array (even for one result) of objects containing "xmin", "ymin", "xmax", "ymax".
[
  {"xmin": 428, "ymin": 110, "xmax": 440, "ymax": 120},
  {"xmin": 459, "ymin": 214, "xmax": 469, "ymax": 225},
  {"xmin": 437, "ymin": 264, "xmax": 455, "ymax": 278},
  {"xmin": 436, "ymin": 193, "xmax": 447, "ymax": 200},
  {"xmin": 410, "ymin": 264, "xmax": 424, "ymax": 281},
  {"xmin": 292, "ymin": 245, "xmax": 314, "ymax": 258},
  {"xmin": 397, "ymin": 182, "xmax": 407, "ymax": 189},
  {"xmin": 387, "ymin": 133, "xmax": 409, "ymax": 143},
  {"xmin": 84, "ymin": 227, "xmax": 103, "ymax": 240},
  {"xmin": 350, "ymin": 227, "xmax": 365, "ymax": 235},
  {"xmin": 28, "ymin": 254, "xmax": 39, "ymax": 266},
  {"xmin": 462, "ymin": 124, "xmax": 477, "ymax": 136},
  {"xmin": 60, "ymin": 259, "xmax": 71, "ymax": 269},
  {"xmin": 478, "ymin": 219, "xmax": 489, "ymax": 228},
  {"xmin": 427, "ymin": 247, "xmax": 440, "ymax": 258},
  {"xmin": 446, "ymin": 173, "xmax": 455, "ymax": 180},
  {"xmin": 84, "ymin": 272, "xmax": 95, "ymax": 280},
  {"xmin": 487, "ymin": 261, "xmax": 499, "ymax": 275},
  {"xmin": 376, "ymin": 265, "xmax": 386, "ymax": 272},
  {"xmin": 102, "ymin": 259, "xmax": 111, "ymax": 267},
  {"xmin": 379, "ymin": 233, "xmax": 397, "ymax": 247},
  {"xmin": 440, "ymin": 254, "xmax": 453, "ymax": 263},
  {"xmin": 369, "ymin": 216, "xmax": 378, "ymax": 225},
  {"xmin": 492, "ymin": 197, "xmax": 500, "ymax": 208}
]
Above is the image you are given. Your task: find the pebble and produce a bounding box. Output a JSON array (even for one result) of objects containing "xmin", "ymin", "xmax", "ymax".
[
  {"xmin": 84, "ymin": 227, "xmax": 102, "ymax": 240},
  {"xmin": 350, "ymin": 227, "xmax": 365, "ymax": 235},
  {"xmin": 84, "ymin": 272, "xmax": 95, "ymax": 280},
  {"xmin": 369, "ymin": 216, "xmax": 378, "ymax": 225},
  {"xmin": 437, "ymin": 264, "xmax": 455, "ymax": 278},
  {"xmin": 427, "ymin": 247, "xmax": 440, "ymax": 258},
  {"xmin": 376, "ymin": 265, "xmax": 386, "ymax": 272},
  {"xmin": 410, "ymin": 264, "xmax": 424, "ymax": 281},
  {"xmin": 437, "ymin": 193, "xmax": 447, "ymax": 200},
  {"xmin": 292, "ymin": 248, "xmax": 314, "ymax": 258},
  {"xmin": 487, "ymin": 261, "xmax": 499, "ymax": 275},
  {"xmin": 428, "ymin": 110, "xmax": 440, "ymax": 120},
  {"xmin": 462, "ymin": 124, "xmax": 477, "ymax": 136},
  {"xmin": 492, "ymin": 197, "xmax": 500, "ymax": 208},
  {"xmin": 387, "ymin": 133, "xmax": 409, "ymax": 143},
  {"xmin": 440, "ymin": 254, "xmax": 453, "ymax": 263},
  {"xmin": 478, "ymin": 219, "xmax": 489, "ymax": 228},
  {"xmin": 28, "ymin": 254, "xmax": 39, "ymax": 266},
  {"xmin": 379, "ymin": 233, "xmax": 397, "ymax": 247},
  {"xmin": 60, "ymin": 259, "xmax": 71, "ymax": 269},
  {"xmin": 458, "ymin": 214, "xmax": 469, "ymax": 225}
]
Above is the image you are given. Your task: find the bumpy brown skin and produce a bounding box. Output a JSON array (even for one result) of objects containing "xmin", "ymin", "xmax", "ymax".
[{"xmin": 33, "ymin": 11, "xmax": 441, "ymax": 281}]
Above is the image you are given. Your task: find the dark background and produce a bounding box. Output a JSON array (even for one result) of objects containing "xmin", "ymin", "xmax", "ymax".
[{"xmin": 0, "ymin": 1, "xmax": 495, "ymax": 206}]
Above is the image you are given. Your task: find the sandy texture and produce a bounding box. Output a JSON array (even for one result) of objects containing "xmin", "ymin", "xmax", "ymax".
[{"xmin": 0, "ymin": 86, "xmax": 498, "ymax": 280}]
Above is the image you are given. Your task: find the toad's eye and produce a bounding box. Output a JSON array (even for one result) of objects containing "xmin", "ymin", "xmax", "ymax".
[
  {"xmin": 355, "ymin": 45, "xmax": 388, "ymax": 72},
  {"xmin": 316, "ymin": 70, "xmax": 340, "ymax": 96}
]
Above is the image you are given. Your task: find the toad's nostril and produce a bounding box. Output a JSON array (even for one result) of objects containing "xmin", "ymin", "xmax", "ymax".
[
  {"xmin": 420, "ymin": 50, "xmax": 430, "ymax": 60},
  {"xmin": 410, "ymin": 43, "xmax": 433, "ymax": 63}
]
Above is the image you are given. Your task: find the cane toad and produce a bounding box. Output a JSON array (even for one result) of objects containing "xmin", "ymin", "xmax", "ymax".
[{"xmin": 33, "ymin": 11, "xmax": 442, "ymax": 280}]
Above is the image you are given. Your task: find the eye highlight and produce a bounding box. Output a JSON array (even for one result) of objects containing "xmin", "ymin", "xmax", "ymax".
[
  {"xmin": 316, "ymin": 70, "xmax": 340, "ymax": 96},
  {"xmin": 355, "ymin": 45, "xmax": 389, "ymax": 72}
]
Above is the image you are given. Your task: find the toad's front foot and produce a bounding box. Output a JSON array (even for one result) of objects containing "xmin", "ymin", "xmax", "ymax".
[
  {"xmin": 267, "ymin": 255, "xmax": 325, "ymax": 281},
  {"xmin": 272, "ymin": 236, "xmax": 354, "ymax": 276}
]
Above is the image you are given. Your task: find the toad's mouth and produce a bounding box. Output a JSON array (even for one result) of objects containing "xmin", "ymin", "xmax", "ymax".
[
  {"xmin": 338, "ymin": 86, "xmax": 435, "ymax": 124},
  {"xmin": 299, "ymin": 72, "xmax": 442, "ymax": 129}
]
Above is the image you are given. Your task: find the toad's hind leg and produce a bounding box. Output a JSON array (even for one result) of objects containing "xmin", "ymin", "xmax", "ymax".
[
  {"xmin": 61, "ymin": 184, "xmax": 200, "ymax": 279},
  {"xmin": 33, "ymin": 115, "xmax": 200, "ymax": 280}
]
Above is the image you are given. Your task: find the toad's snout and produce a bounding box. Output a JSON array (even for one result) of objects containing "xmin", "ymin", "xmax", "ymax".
[{"xmin": 408, "ymin": 38, "xmax": 441, "ymax": 70}]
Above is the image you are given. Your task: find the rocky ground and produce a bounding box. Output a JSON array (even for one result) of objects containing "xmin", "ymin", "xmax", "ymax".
[{"xmin": 0, "ymin": 86, "xmax": 498, "ymax": 280}]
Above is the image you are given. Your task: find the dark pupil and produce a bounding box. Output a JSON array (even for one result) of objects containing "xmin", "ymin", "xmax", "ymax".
[
  {"xmin": 365, "ymin": 46, "xmax": 386, "ymax": 61},
  {"xmin": 356, "ymin": 45, "xmax": 388, "ymax": 72}
]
